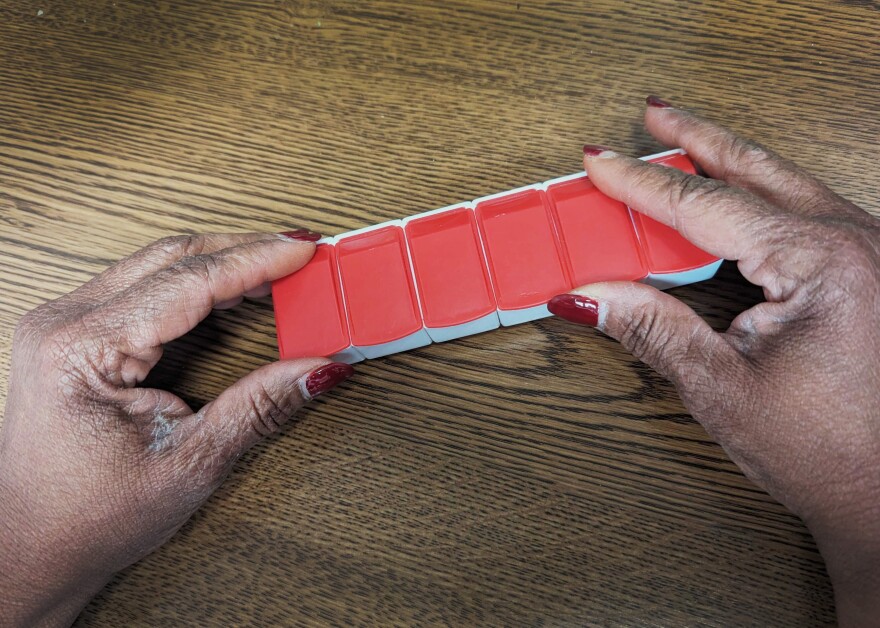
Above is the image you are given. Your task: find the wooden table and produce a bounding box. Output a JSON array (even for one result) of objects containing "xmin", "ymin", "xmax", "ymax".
[{"xmin": 1, "ymin": 1, "xmax": 877, "ymax": 625}]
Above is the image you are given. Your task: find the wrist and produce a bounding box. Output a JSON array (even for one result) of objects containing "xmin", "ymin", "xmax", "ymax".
[
  {"xmin": 0, "ymin": 482, "xmax": 106, "ymax": 627},
  {"xmin": 812, "ymin": 526, "xmax": 880, "ymax": 626},
  {"xmin": 0, "ymin": 529, "xmax": 105, "ymax": 627}
]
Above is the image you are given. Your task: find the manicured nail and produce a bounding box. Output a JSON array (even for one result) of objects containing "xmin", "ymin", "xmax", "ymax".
[
  {"xmin": 303, "ymin": 362, "xmax": 354, "ymax": 400},
  {"xmin": 583, "ymin": 144, "xmax": 614, "ymax": 157},
  {"xmin": 548, "ymin": 293, "xmax": 600, "ymax": 327},
  {"xmin": 278, "ymin": 229, "xmax": 322, "ymax": 242},
  {"xmin": 646, "ymin": 95, "xmax": 673, "ymax": 109}
]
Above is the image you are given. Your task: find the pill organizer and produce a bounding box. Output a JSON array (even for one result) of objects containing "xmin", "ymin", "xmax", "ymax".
[{"xmin": 272, "ymin": 149, "xmax": 721, "ymax": 363}]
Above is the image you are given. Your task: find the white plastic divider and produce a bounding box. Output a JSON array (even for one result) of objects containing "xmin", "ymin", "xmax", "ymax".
[
  {"xmin": 646, "ymin": 259, "xmax": 724, "ymax": 290},
  {"xmin": 472, "ymin": 182, "xmax": 546, "ymax": 205},
  {"xmin": 424, "ymin": 311, "xmax": 501, "ymax": 342},
  {"xmin": 332, "ymin": 220, "xmax": 432, "ymax": 359},
  {"xmin": 309, "ymin": 236, "xmax": 366, "ymax": 364},
  {"xmin": 638, "ymin": 147, "xmax": 688, "ymax": 161},
  {"xmin": 401, "ymin": 203, "xmax": 501, "ymax": 343},
  {"xmin": 471, "ymin": 183, "xmax": 558, "ymax": 327}
]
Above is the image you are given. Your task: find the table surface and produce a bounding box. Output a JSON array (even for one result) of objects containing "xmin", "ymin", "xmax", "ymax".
[{"xmin": 1, "ymin": 1, "xmax": 878, "ymax": 625}]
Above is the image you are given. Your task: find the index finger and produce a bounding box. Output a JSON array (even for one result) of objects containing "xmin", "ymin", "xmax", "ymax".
[
  {"xmin": 643, "ymin": 98, "xmax": 868, "ymax": 219},
  {"xmin": 87, "ymin": 233, "xmax": 318, "ymax": 353},
  {"xmin": 582, "ymin": 148, "xmax": 800, "ymax": 266},
  {"xmin": 70, "ymin": 232, "xmax": 317, "ymax": 305}
]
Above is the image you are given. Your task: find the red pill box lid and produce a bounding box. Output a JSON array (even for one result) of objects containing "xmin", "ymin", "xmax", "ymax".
[
  {"xmin": 474, "ymin": 186, "xmax": 571, "ymax": 313},
  {"xmin": 630, "ymin": 151, "xmax": 719, "ymax": 274},
  {"xmin": 335, "ymin": 223, "xmax": 425, "ymax": 347},
  {"xmin": 545, "ymin": 174, "xmax": 648, "ymax": 286},
  {"xmin": 404, "ymin": 205, "xmax": 497, "ymax": 328},
  {"xmin": 272, "ymin": 241, "xmax": 352, "ymax": 360}
]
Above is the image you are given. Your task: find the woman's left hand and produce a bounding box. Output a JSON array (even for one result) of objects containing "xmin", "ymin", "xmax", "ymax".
[{"xmin": 0, "ymin": 231, "xmax": 353, "ymax": 627}]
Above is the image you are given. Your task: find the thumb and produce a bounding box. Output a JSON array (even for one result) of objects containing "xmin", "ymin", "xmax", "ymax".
[
  {"xmin": 186, "ymin": 359, "xmax": 354, "ymax": 463},
  {"xmin": 548, "ymin": 282, "xmax": 733, "ymax": 394}
]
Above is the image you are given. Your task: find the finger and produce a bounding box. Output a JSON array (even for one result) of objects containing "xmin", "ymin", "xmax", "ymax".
[
  {"xmin": 92, "ymin": 234, "xmax": 317, "ymax": 353},
  {"xmin": 69, "ymin": 231, "xmax": 320, "ymax": 306},
  {"xmin": 182, "ymin": 360, "xmax": 354, "ymax": 465},
  {"xmin": 582, "ymin": 147, "xmax": 802, "ymax": 269},
  {"xmin": 643, "ymin": 97, "xmax": 868, "ymax": 219},
  {"xmin": 213, "ymin": 282, "xmax": 272, "ymax": 310},
  {"xmin": 548, "ymin": 282, "xmax": 743, "ymax": 402}
]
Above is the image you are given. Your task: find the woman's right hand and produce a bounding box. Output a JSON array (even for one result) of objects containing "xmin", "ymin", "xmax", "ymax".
[{"xmin": 548, "ymin": 97, "xmax": 880, "ymax": 625}]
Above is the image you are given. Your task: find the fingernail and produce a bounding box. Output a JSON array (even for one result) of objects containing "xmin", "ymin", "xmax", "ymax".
[
  {"xmin": 213, "ymin": 297, "xmax": 244, "ymax": 310},
  {"xmin": 242, "ymin": 282, "xmax": 272, "ymax": 299},
  {"xmin": 278, "ymin": 229, "xmax": 322, "ymax": 242},
  {"xmin": 303, "ymin": 362, "xmax": 354, "ymax": 400},
  {"xmin": 548, "ymin": 293, "xmax": 600, "ymax": 327},
  {"xmin": 583, "ymin": 144, "xmax": 614, "ymax": 157},
  {"xmin": 646, "ymin": 95, "xmax": 673, "ymax": 109}
]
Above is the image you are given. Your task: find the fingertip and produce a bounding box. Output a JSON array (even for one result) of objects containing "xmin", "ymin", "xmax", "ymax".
[
  {"xmin": 646, "ymin": 95, "xmax": 674, "ymax": 109},
  {"xmin": 582, "ymin": 146, "xmax": 624, "ymax": 185},
  {"xmin": 583, "ymin": 144, "xmax": 616, "ymax": 158},
  {"xmin": 258, "ymin": 232, "xmax": 321, "ymax": 281},
  {"xmin": 299, "ymin": 362, "xmax": 355, "ymax": 401},
  {"xmin": 277, "ymin": 229, "xmax": 322, "ymax": 243},
  {"xmin": 643, "ymin": 96, "xmax": 690, "ymax": 141},
  {"xmin": 548, "ymin": 293, "xmax": 601, "ymax": 327}
]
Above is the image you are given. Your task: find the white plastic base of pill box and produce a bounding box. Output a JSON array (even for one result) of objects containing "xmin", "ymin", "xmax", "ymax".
[
  {"xmin": 498, "ymin": 303, "xmax": 552, "ymax": 327},
  {"xmin": 357, "ymin": 328, "xmax": 432, "ymax": 359},
  {"xmin": 425, "ymin": 311, "xmax": 501, "ymax": 343},
  {"xmin": 646, "ymin": 259, "xmax": 723, "ymax": 290},
  {"xmin": 330, "ymin": 346, "xmax": 366, "ymax": 364}
]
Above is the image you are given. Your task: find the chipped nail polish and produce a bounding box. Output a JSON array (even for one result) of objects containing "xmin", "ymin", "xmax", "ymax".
[
  {"xmin": 304, "ymin": 362, "xmax": 354, "ymax": 399},
  {"xmin": 646, "ymin": 95, "xmax": 673, "ymax": 109},
  {"xmin": 279, "ymin": 229, "xmax": 322, "ymax": 242},
  {"xmin": 583, "ymin": 144, "xmax": 614, "ymax": 157}
]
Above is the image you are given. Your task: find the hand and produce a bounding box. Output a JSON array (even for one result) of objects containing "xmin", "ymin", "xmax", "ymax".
[
  {"xmin": 0, "ymin": 231, "xmax": 354, "ymax": 627},
  {"xmin": 548, "ymin": 97, "xmax": 880, "ymax": 625}
]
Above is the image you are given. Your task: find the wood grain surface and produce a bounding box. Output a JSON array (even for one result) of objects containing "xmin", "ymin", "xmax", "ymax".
[{"xmin": 1, "ymin": 0, "xmax": 878, "ymax": 625}]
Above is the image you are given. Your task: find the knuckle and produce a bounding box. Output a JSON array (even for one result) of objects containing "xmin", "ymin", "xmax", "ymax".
[
  {"xmin": 13, "ymin": 309, "xmax": 40, "ymax": 345},
  {"xmin": 721, "ymin": 134, "xmax": 825, "ymax": 205},
  {"xmin": 13, "ymin": 301, "xmax": 74, "ymax": 353},
  {"xmin": 664, "ymin": 174, "xmax": 730, "ymax": 234},
  {"xmin": 816, "ymin": 225, "xmax": 880, "ymax": 290},
  {"xmin": 150, "ymin": 234, "xmax": 204, "ymax": 260},
  {"xmin": 247, "ymin": 384, "xmax": 291, "ymax": 438},
  {"xmin": 171, "ymin": 252, "xmax": 220, "ymax": 284},
  {"xmin": 726, "ymin": 134, "xmax": 774, "ymax": 169},
  {"xmin": 619, "ymin": 302, "xmax": 673, "ymax": 367},
  {"xmin": 669, "ymin": 173, "xmax": 728, "ymax": 212},
  {"xmin": 44, "ymin": 327, "xmax": 103, "ymax": 380},
  {"xmin": 14, "ymin": 316, "xmax": 110, "ymax": 395},
  {"xmin": 836, "ymin": 226, "xmax": 876, "ymax": 261}
]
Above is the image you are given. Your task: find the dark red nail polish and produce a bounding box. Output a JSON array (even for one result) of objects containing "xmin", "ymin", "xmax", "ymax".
[
  {"xmin": 304, "ymin": 362, "xmax": 354, "ymax": 399},
  {"xmin": 646, "ymin": 95, "xmax": 673, "ymax": 109},
  {"xmin": 583, "ymin": 144, "xmax": 613, "ymax": 157},
  {"xmin": 548, "ymin": 294, "xmax": 600, "ymax": 327},
  {"xmin": 280, "ymin": 229, "xmax": 322, "ymax": 242}
]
